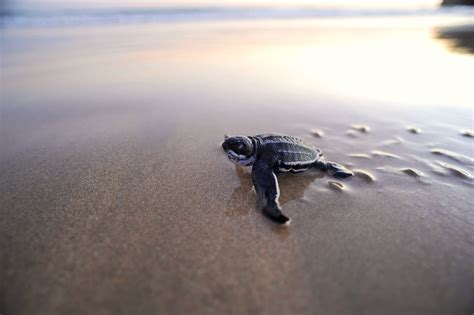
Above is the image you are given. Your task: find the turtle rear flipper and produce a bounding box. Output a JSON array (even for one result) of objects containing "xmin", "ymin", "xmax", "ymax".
[
  {"xmin": 251, "ymin": 159, "xmax": 291, "ymax": 226},
  {"xmin": 262, "ymin": 205, "xmax": 291, "ymax": 225},
  {"xmin": 315, "ymin": 160, "xmax": 353, "ymax": 179}
]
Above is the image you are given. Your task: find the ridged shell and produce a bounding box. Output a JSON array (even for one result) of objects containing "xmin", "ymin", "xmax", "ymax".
[{"xmin": 255, "ymin": 134, "xmax": 321, "ymax": 171}]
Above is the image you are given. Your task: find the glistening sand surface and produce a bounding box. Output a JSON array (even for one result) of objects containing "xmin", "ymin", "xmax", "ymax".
[{"xmin": 1, "ymin": 18, "xmax": 474, "ymax": 315}]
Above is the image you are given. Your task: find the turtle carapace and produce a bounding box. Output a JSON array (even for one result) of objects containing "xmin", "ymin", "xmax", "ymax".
[{"xmin": 222, "ymin": 134, "xmax": 353, "ymax": 226}]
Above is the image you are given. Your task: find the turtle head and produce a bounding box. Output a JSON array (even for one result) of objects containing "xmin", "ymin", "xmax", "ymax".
[{"xmin": 222, "ymin": 135, "xmax": 256, "ymax": 166}]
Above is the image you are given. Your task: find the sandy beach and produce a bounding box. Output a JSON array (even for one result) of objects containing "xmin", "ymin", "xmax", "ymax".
[{"xmin": 1, "ymin": 12, "xmax": 474, "ymax": 315}]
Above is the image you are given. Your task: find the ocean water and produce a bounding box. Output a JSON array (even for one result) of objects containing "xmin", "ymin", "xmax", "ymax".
[
  {"xmin": 2, "ymin": 5, "xmax": 474, "ymax": 27},
  {"xmin": 1, "ymin": 6, "xmax": 474, "ymax": 315}
]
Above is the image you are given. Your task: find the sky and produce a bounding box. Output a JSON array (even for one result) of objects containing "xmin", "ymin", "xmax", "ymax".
[{"xmin": 6, "ymin": 0, "xmax": 441, "ymax": 10}]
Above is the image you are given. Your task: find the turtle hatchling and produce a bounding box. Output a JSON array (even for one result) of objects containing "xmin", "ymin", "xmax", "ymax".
[{"xmin": 222, "ymin": 134, "xmax": 353, "ymax": 226}]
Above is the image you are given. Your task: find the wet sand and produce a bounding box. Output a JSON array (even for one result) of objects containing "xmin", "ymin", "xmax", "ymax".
[{"xmin": 1, "ymin": 19, "xmax": 474, "ymax": 315}]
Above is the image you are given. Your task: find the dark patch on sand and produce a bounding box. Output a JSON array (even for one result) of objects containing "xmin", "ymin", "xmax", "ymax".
[{"xmin": 407, "ymin": 126, "xmax": 422, "ymax": 134}]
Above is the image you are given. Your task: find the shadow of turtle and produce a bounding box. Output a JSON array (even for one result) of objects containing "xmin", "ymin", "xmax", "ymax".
[
  {"xmin": 224, "ymin": 165, "xmax": 324, "ymax": 218},
  {"xmin": 224, "ymin": 166, "xmax": 255, "ymax": 217}
]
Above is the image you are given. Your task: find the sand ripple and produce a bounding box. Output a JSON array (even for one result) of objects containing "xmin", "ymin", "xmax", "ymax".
[
  {"xmin": 310, "ymin": 129, "xmax": 324, "ymax": 137},
  {"xmin": 401, "ymin": 168, "xmax": 424, "ymax": 178},
  {"xmin": 371, "ymin": 150, "xmax": 400, "ymax": 159},
  {"xmin": 436, "ymin": 161, "xmax": 473, "ymax": 180},
  {"xmin": 379, "ymin": 137, "xmax": 405, "ymax": 146},
  {"xmin": 353, "ymin": 169, "xmax": 376, "ymax": 182},
  {"xmin": 327, "ymin": 181, "xmax": 345, "ymax": 191},
  {"xmin": 351, "ymin": 124, "xmax": 370, "ymax": 133},
  {"xmin": 461, "ymin": 130, "xmax": 474, "ymax": 137},
  {"xmin": 348, "ymin": 153, "xmax": 371, "ymax": 159},
  {"xmin": 345, "ymin": 130, "xmax": 359, "ymax": 138},
  {"xmin": 376, "ymin": 166, "xmax": 428, "ymax": 183},
  {"xmin": 430, "ymin": 148, "xmax": 474, "ymax": 165},
  {"xmin": 413, "ymin": 157, "xmax": 448, "ymax": 175}
]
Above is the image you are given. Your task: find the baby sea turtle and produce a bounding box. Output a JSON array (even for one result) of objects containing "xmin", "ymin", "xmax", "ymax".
[{"xmin": 222, "ymin": 134, "xmax": 353, "ymax": 226}]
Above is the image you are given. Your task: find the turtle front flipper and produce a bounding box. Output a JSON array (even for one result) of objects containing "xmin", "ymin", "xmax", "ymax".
[
  {"xmin": 315, "ymin": 160, "xmax": 354, "ymax": 179},
  {"xmin": 251, "ymin": 160, "xmax": 291, "ymax": 226}
]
